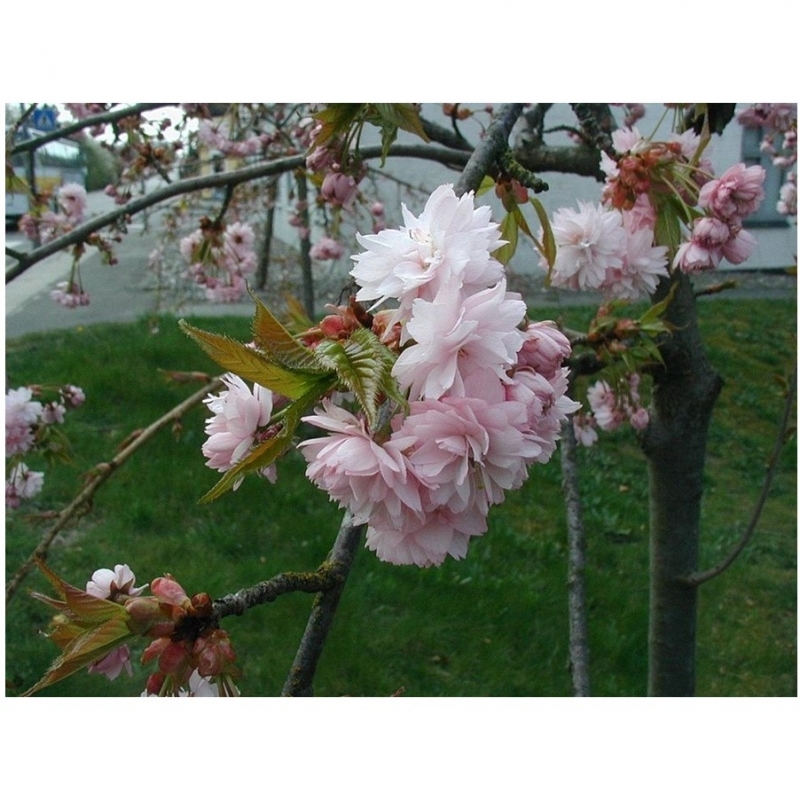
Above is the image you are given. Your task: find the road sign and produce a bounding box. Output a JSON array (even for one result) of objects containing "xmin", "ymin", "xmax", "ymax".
[{"xmin": 31, "ymin": 106, "xmax": 58, "ymax": 132}]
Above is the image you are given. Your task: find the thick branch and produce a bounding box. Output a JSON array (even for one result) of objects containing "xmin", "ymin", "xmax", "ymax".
[
  {"xmin": 512, "ymin": 133, "xmax": 605, "ymax": 180},
  {"xmin": 681, "ymin": 364, "xmax": 797, "ymax": 587},
  {"xmin": 6, "ymin": 143, "xmax": 469, "ymax": 283},
  {"xmin": 281, "ymin": 512, "xmax": 365, "ymax": 696},
  {"xmin": 454, "ymin": 103, "xmax": 525, "ymax": 196},
  {"xmin": 5, "ymin": 376, "xmax": 223, "ymax": 604},
  {"xmin": 569, "ymin": 103, "xmax": 616, "ymax": 154}
]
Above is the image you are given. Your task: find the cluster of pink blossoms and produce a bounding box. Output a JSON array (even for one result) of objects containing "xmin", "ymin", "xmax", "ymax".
[
  {"xmin": 543, "ymin": 198, "xmax": 669, "ymax": 300},
  {"xmin": 70, "ymin": 563, "xmax": 238, "ymax": 696},
  {"xmin": 180, "ymin": 221, "xmax": 258, "ymax": 302},
  {"xmin": 295, "ymin": 184, "xmax": 579, "ymax": 567},
  {"xmin": 737, "ymin": 103, "xmax": 797, "ymax": 219},
  {"xmin": 675, "ymin": 162, "xmax": 765, "ymax": 272},
  {"xmin": 20, "ymin": 182, "xmax": 88, "ymax": 246},
  {"xmin": 197, "ymin": 120, "xmax": 273, "ymax": 158},
  {"xmin": 572, "ymin": 374, "xmax": 649, "ymax": 447},
  {"xmin": 544, "ymin": 125, "xmax": 767, "ymax": 290},
  {"xmin": 5, "ymin": 383, "xmax": 85, "ymax": 508}
]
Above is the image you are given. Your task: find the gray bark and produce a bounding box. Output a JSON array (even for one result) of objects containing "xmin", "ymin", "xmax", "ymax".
[{"xmin": 642, "ymin": 273, "xmax": 723, "ymax": 695}]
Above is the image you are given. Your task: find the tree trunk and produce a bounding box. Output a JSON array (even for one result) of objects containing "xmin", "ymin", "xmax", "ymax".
[
  {"xmin": 642, "ymin": 273, "xmax": 723, "ymax": 695},
  {"xmin": 256, "ymin": 181, "xmax": 278, "ymax": 290},
  {"xmin": 294, "ymin": 171, "xmax": 314, "ymax": 318}
]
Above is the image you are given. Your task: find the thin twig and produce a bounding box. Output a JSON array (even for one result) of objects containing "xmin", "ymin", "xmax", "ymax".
[
  {"xmin": 681, "ymin": 364, "xmax": 797, "ymax": 587},
  {"xmin": 281, "ymin": 512, "xmax": 365, "ymax": 696},
  {"xmin": 5, "ymin": 377, "xmax": 223, "ymax": 604},
  {"xmin": 560, "ymin": 411, "xmax": 592, "ymax": 696}
]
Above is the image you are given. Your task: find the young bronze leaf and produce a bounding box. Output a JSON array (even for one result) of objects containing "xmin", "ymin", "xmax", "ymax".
[
  {"xmin": 180, "ymin": 320, "xmax": 319, "ymax": 400},
  {"xmin": 22, "ymin": 617, "xmax": 135, "ymax": 696},
  {"xmin": 249, "ymin": 290, "xmax": 327, "ymax": 374}
]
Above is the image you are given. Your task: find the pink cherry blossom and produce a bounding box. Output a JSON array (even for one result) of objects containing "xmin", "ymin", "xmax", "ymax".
[
  {"xmin": 86, "ymin": 564, "xmax": 147, "ymax": 600},
  {"xmin": 5, "ymin": 462, "xmax": 44, "ymax": 508},
  {"xmin": 202, "ymin": 373, "xmax": 275, "ymax": 475},
  {"xmin": 546, "ymin": 201, "xmax": 627, "ymax": 292},
  {"xmin": 586, "ymin": 380, "xmax": 627, "ymax": 432},
  {"xmin": 223, "ymin": 221, "xmax": 256, "ymax": 261},
  {"xmin": 621, "ymin": 193, "xmax": 657, "ymax": 233},
  {"xmin": 397, "ymin": 395, "xmax": 539, "ymax": 516},
  {"xmin": 88, "ymin": 645, "xmax": 134, "ymax": 681},
  {"xmin": 673, "ymin": 239, "xmax": 722, "ymax": 273},
  {"xmin": 321, "ymin": 171, "xmax": 359, "ymax": 208},
  {"xmin": 365, "ymin": 499, "xmax": 488, "ymax": 568},
  {"xmin": 698, "ymin": 163, "xmax": 766, "ymax": 222},
  {"xmin": 516, "ymin": 321, "xmax": 572, "ymax": 380},
  {"xmin": 586, "ymin": 375, "xmax": 649, "ymax": 434},
  {"xmin": 350, "ymin": 183, "xmax": 504, "ymax": 320},
  {"xmin": 602, "ymin": 226, "xmax": 669, "ymax": 300},
  {"xmin": 573, "ymin": 414, "xmax": 598, "ymax": 447},
  {"xmin": 612, "ymin": 127, "xmax": 646, "ymax": 154},
  {"xmin": 721, "ymin": 227, "xmax": 757, "ymax": 265},
  {"xmin": 310, "ymin": 236, "xmax": 345, "ymax": 261},
  {"xmin": 6, "ymin": 387, "xmax": 43, "ymax": 456},
  {"xmin": 57, "ymin": 182, "xmax": 87, "ymax": 221},
  {"xmin": 61, "ymin": 385, "xmax": 86, "ymax": 408},
  {"xmin": 50, "ymin": 281, "xmax": 91, "ymax": 308},
  {"xmin": 298, "ymin": 400, "xmax": 423, "ymax": 525},
  {"xmin": 392, "ymin": 280, "xmax": 526, "ymax": 400}
]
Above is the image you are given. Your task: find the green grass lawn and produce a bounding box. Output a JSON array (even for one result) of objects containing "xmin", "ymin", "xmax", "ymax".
[{"xmin": 5, "ymin": 298, "xmax": 796, "ymax": 696}]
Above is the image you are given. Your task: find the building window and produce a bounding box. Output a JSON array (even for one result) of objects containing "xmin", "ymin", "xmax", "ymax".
[{"xmin": 740, "ymin": 126, "xmax": 789, "ymax": 228}]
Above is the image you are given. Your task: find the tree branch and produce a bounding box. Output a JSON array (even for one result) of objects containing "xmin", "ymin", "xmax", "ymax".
[
  {"xmin": 10, "ymin": 103, "xmax": 175, "ymax": 154},
  {"xmin": 454, "ymin": 103, "xmax": 525, "ymax": 196},
  {"xmin": 569, "ymin": 103, "xmax": 616, "ymax": 155},
  {"xmin": 5, "ymin": 376, "xmax": 223, "ymax": 605},
  {"xmin": 6, "ymin": 143, "xmax": 470, "ymax": 283},
  {"xmin": 213, "ymin": 569, "xmax": 340, "ymax": 618},
  {"xmin": 681, "ymin": 364, "xmax": 797, "ymax": 587},
  {"xmin": 281, "ymin": 512, "xmax": 365, "ymax": 696}
]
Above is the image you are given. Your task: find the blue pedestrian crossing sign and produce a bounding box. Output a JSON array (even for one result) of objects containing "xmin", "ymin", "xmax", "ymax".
[{"xmin": 31, "ymin": 106, "xmax": 59, "ymax": 132}]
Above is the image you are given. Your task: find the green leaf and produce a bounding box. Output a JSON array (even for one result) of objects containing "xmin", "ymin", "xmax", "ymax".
[
  {"xmin": 494, "ymin": 213, "xmax": 519, "ymax": 266},
  {"xmin": 180, "ymin": 320, "xmax": 324, "ymax": 400},
  {"xmin": 370, "ymin": 103, "xmax": 430, "ymax": 142},
  {"xmin": 639, "ymin": 280, "xmax": 678, "ymax": 327},
  {"xmin": 313, "ymin": 327, "xmax": 404, "ymax": 430},
  {"xmin": 529, "ymin": 196, "xmax": 557, "ymax": 271},
  {"xmin": 199, "ymin": 378, "xmax": 335, "ymax": 503},
  {"xmin": 477, "ymin": 175, "xmax": 496, "ymax": 196},
  {"xmin": 653, "ymin": 197, "xmax": 685, "ymax": 254}
]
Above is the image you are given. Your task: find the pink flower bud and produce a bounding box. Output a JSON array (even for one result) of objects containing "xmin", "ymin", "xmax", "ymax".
[{"xmin": 150, "ymin": 575, "xmax": 190, "ymax": 608}]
